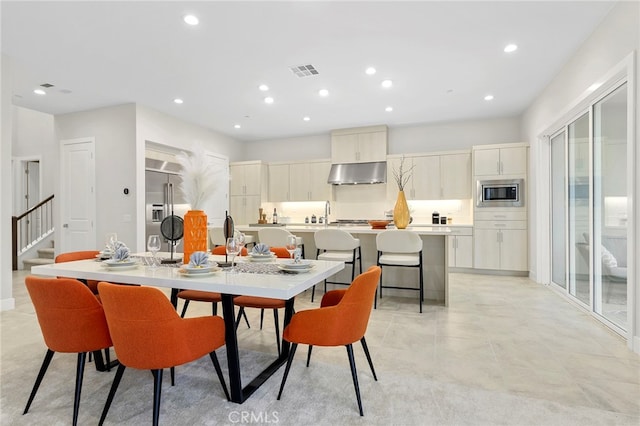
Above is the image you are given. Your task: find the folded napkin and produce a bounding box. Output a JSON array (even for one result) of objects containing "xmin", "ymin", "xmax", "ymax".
[
  {"xmin": 252, "ymin": 243, "xmax": 271, "ymax": 255},
  {"xmin": 189, "ymin": 251, "xmax": 209, "ymax": 267},
  {"xmin": 112, "ymin": 241, "xmax": 127, "ymax": 251},
  {"xmin": 113, "ymin": 246, "xmax": 130, "ymax": 261}
]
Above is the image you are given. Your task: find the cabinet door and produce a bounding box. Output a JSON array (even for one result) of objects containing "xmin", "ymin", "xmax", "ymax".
[
  {"xmin": 500, "ymin": 229, "xmax": 528, "ymax": 271},
  {"xmin": 386, "ymin": 157, "xmax": 403, "ymax": 200},
  {"xmin": 268, "ymin": 164, "xmax": 290, "ymax": 202},
  {"xmin": 229, "ymin": 165, "xmax": 245, "ymax": 195},
  {"xmin": 244, "ymin": 195, "xmax": 262, "ymax": 225},
  {"xmin": 308, "ymin": 161, "xmax": 331, "ymax": 200},
  {"xmin": 473, "ymin": 149, "xmax": 500, "ymax": 176},
  {"xmin": 243, "ymin": 163, "xmax": 263, "ymax": 195},
  {"xmin": 441, "ymin": 153, "xmax": 471, "ymax": 199},
  {"xmin": 358, "ymin": 131, "xmax": 387, "ymax": 162},
  {"xmin": 288, "ymin": 163, "xmax": 310, "ymax": 200},
  {"xmin": 499, "ymin": 147, "xmax": 527, "ymax": 175},
  {"xmin": 456, "ymin": 235, "xmax": 473, "ymax": 268},
  {"xmin": 473, "ymin": 228, "xmax": 500, "ymax": 269},
  {"xmin": 412, "ymin": 155, "xmax": 440, "ymax": 200},
  {"xmin": 331, "ymin": 134, "xmax": 358, "ymax": 163},
  {"xmin": 447, "ymin": 235, "xmax": 457, "ymax": 267},
  {"xmin": 229, "ymin": 196, "xmax": 246, "ymax": 224}
]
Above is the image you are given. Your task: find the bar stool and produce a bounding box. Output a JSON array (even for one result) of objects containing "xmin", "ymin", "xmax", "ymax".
[
  {"xmin": 313, "ymin": 229, "xmax": 362, "ymax": 302},
  {"xmin": 258, "ymin": 228, "xmax": 304, "ymax": 258},
  {"xmin": 375, "ymin": 229, "xmax": 424, "ymax": 313}
]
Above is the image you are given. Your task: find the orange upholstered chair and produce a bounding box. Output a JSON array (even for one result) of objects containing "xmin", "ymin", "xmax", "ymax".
[
  {"xmin": 24, "ymin": 276, "xmax": 114, "ymax": 426},
  {"xmin": 232, "ymin": 247, "xmax": 291, "ymax": 354},
  {"xmin": 211, "ymin": 245, "xmax": 248, "ymax": 256},
  {"xmin": 277, "ymin": 266, "xmax": 381, "ymax": 416},
  {"xmin": 55, "ymin": 250, "xmax": 101, "ymax": 294},
  {"xmin": 97, "ymin": 282, "xmax": 229, "ymax": 426}
]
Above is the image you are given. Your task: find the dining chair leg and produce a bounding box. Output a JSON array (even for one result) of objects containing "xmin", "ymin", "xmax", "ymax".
[
  {"xmin": 179, "ymin": 300, "xmax": 190, "ymax": 318},
  {"xmin": 277, "ymin": 343, "xmax": 298, "ymax": 400},
  {"xmin": 209, "ymin": 351, "xmax": 230, "ymax": 401},
  {"xmin": 24, "ymin": 349, "xmax": 55, "ymax": 414},
  {"xmin": 311, "ymin": 284, "xmax": 316, "ymax": 302},
  {"xmin": 273, "ymin": 309, "xmax": 281, "ymax": 355},
  {"xmin": 170, "ymin": 367, "xmax": 175, "ymax": 386},
  {"xmin": 360, "ymin": 337, "xmax": 377, "ymax": 381},
  {"xmin": 72, "ymin": 352, "xmax": 87, "ymax": 426},
  {"xmin": 212, "ymin": 302, "xmax": 218, "ymax": 316},
  {"xmin": 99, "ymin": 364, "xmax": 126, "ymax": 426},
  {"xmin": 260, "ymin": 309, "xmax": 265, "ymax": 330},
  {"xmin": 306, "ymin": 345, "xmax": 313, "ymax": 367},
  {"xmin": 346, "ymin": 344, "xmax": 364, "ymax": 416},
  {"xmin": 151, "ymin": 369, "xmax": 163, "ymax": 426},
  {"xmin": 235, "ymin": 307, "xmax": 252, "ymax": 330}
]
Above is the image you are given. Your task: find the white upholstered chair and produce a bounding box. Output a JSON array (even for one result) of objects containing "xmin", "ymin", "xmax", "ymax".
[
  {"xmin": 313, "ymin": 229, "xmax": 362, "ymax": 302},
  {"xmin": 375, "ymin": 230, "xmax": 424, "ymax": 313},
  {"xmin": 258, "ymin": 228, "xmax": 304, "ymax": 258}
]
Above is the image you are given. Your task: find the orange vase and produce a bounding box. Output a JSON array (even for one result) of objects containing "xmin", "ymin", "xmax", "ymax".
[
  {"xmin": 393, "ymin": 190, "xmax": 410, "ymax": 229},
  {"xmin": 183, "ymin": 210, "xmax": 208, "ymax": 264}
]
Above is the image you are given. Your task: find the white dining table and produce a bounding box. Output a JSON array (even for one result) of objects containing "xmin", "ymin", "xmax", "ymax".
[{"xmin": 31, "ymin": 254, "xmax": 344, "ymax": 404}]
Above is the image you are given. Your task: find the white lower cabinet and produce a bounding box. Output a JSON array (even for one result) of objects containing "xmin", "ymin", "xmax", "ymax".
[
  {"xmin": 448, "ymin": 227, "xmax": 473, "ymax": 268},
  {"xmin": 473, "ymin": 220, "xmax": 527, "ymax": 271}
]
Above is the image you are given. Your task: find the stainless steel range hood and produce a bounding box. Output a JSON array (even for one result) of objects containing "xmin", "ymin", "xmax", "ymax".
[{"xmin": 327, "ymin": 161, "xmax": 387, "ymax": 185}]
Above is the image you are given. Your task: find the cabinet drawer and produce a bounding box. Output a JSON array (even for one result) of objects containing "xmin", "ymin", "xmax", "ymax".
[
  {"xmin": 474, "ymin": 211, "xmax": 526, "ymax": 221},
  {"xmin": 474, "ymin": 220, "xmax": 527, "ymax": 230},
  {"xmin": 448, "ymin": 227, "xmax": 473, "ymax": 236}
]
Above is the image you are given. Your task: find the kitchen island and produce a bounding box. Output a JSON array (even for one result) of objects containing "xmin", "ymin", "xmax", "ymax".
[{"xmin": 236, "ymin": 224, "xmax": 452, "ymax": 306}]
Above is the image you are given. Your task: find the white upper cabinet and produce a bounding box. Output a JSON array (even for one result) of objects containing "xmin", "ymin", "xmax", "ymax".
[
  {"xmin": 230, "ymin": 162, "xmax": 265, "ymax": 195},
  {"xmin": 331, "ymin": 125, "xmax": 388, "ymax": 163},
  {"xmin": 473, "ymin": 145, "xmax": 527, "ymax": 177},
  {"xmin": 290, "ymin": 161, "xmax": 331, "ymax": 201},
  {"xmin": 387, "ymin": 151, "xmax": 471, "ymax": 201},
  {"xmin": 268, "ymin": 163, "xmax": 290, "ymax": 202},
  {"xmin": 440, "ymin": 153, "xmax": 471, "ymax": 199}
]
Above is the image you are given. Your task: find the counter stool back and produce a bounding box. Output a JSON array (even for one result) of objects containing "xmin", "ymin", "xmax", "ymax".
[
  {"xmin": 375, "ymin": 230, "xmax": 424, "ymax": 313},
  {"xmin": 313, "ymin": 229, "xmax": 362, "ymax": 302},
  {"xmin": 258, "ymin": 228, "xmax": 304, "ymax": 258}
]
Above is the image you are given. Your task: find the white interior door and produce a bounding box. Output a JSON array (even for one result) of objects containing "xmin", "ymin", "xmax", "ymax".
[{"xmin": 60, "ymin": 138, "xmax": 96, "ymax": 252}]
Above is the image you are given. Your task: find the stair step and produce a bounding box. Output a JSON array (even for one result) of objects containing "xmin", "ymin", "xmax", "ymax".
[
  {"xmin": 23, "ymin": 258, "xmax": 55, "ymax": 269},
  {"xmin": 37, "ymin": 247, "xmax": 55, "ymax": 259}
]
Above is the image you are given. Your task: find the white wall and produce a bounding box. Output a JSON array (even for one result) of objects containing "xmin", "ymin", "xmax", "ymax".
[
  {"xmin": 55, "ymin": 104, "xmax": 138, "ymax": 251},
  {"xmin": 12, "ymin": 106, "xmax": 56, "ymax": 208},
  {"xmin": 1, "ymin": 54, "xmax": 16, "ymax": 310},
  {"xmin": 521, "ymin": 1, "xmax": 639, "ymax": 351},
  {"xmin": 243, "ymin": 117, "xmax": 521, "ymax": 163}
]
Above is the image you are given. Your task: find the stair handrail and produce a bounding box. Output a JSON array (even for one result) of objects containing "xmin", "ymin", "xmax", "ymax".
[{"xmin": 12, "ymin": 194, "xmax": 55, "ymax": 270}]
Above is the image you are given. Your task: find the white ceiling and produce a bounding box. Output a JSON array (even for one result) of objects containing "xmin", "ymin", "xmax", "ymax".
[{"xmin": 2, "ymin": 1, "xmax": 616, "ymax": 142}]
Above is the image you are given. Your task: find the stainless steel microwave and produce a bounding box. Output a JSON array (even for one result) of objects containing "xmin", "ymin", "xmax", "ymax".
[{"xmin": 476, "ymin": 179, "xmax": 524, "ymax": 207}]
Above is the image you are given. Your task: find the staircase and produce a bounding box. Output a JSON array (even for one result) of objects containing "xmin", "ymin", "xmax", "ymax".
[{"xmin": 22, "ymin": 244, "xmax": 55, "ymax": 270}]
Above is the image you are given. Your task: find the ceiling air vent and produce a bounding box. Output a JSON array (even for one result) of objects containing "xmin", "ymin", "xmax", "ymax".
[{"xmin": 289, "ymin": 64, "xmax": 319, "ymax": 78}]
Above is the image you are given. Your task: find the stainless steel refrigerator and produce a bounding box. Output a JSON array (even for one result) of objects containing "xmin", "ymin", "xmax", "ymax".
[{"xmin": 145, "ymin": 165, "xmax": 191, "ymax": 253}]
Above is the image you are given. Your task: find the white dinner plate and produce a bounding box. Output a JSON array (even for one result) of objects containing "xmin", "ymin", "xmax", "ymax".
[
  {"xmin": 182, "ymin": 264, "xmax": 216, "ymax": 274},
  {"xmin": 248, "ymin": 254, "xmax": 276, "ymax": 262},
  {"xmin": 102, "ymin": 263, "xmax": 138, "ymax": 271},
  {"xmin": 103, "ymin": 259, "xmax": 136, "ymax": 267},
  {"xmin": 278, "ymin": 263, "xmax": 314, "ymax": 273},
  {"xmin": 178, "ymin": 267, "xmax": 221, "ymax": 278},
  {"xmin": 280, "ymin": 260, "xmax": 313, "ymax": 269}
]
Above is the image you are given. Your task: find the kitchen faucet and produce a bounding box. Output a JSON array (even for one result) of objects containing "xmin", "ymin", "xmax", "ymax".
[{"xmin": 324, "ymin": 200, "xmax": 330, "ymax": 227}]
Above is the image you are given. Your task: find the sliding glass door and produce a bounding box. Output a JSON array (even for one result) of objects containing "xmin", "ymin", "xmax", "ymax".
[{"xmin": 549, "ymin": 82, "xmax": 628, "ymax": 331}]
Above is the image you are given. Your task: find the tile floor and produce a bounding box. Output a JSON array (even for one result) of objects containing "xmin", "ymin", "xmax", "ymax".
[{"xmin": 2, "ymin": 269, "xmax": 639, "ymax": 425}]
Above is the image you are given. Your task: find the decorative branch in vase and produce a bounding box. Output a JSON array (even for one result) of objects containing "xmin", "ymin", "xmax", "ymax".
[
  {"xmin": 176, "ymin": 143, "xmax": 220, "ymax": 263},
  {"xmin": 392, "ymin": 156, "xmax": 414, "ymax": 229}
]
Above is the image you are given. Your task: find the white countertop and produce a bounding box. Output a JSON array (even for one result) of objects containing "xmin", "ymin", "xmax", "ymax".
[{"xmin": 237, "ymin": 224, "xmax": 456, "ymax": 235}]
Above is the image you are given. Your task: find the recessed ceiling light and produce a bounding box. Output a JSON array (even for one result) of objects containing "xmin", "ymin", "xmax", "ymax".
[
  {"xmin": 318, "ymin": 89, "xmax": 329, "ymax": 97},
  {"xmin": 173, "ymin": 98, "xmax": 184, "ymax": 104},
  {"xmin": 365, "ymin": 67, "xmax": 376, "ymax": 75},
  {"xmin": 381, "ymin": 80, "xmax": 393, "ymax": 88},
  {"xmin": 385, "ymin": 106, "xmax": 393, "ymax": 112},
  {"xmin": 234, "ymin": 124, "xmax": 241, "ymax": 129},
  {"xmin": 264, "ymin": 96, "xmax": 274, "ymax": 104},
  {"xmin": 504, "ymin": 44, "xmax": 518, "ymax": 53},
  {"xmin": 33, "ymin": 89, "xmax": 46, "ymax": 95},
  {"xmin": 303, "ymin": 116, "xmax": 311, "ymax": 121},
  {"xmin": 484, "ymin": 95, "xmax": 494, "ymax": 101},
  {"xmin": 183, "ymin": 14, "xmax": 199, "ymax": 26},
  {"xmin": 258, "ymin": 84, "xmax": 269, "ymax": 91}
]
